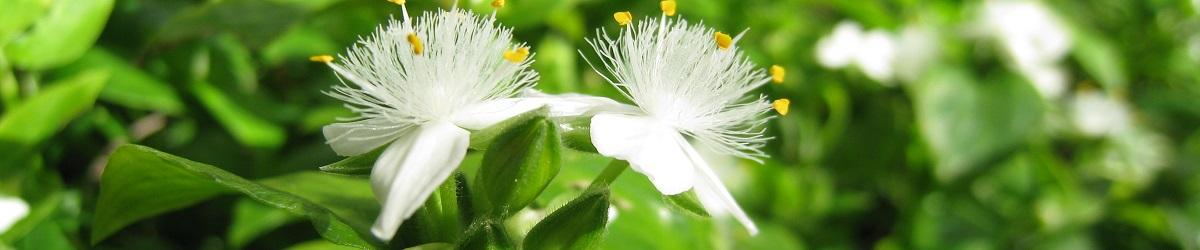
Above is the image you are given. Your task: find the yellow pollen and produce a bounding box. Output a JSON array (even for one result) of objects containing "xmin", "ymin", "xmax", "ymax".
[
  {"xmin": 772, "ymin": 99, "xmax": 790, "ymax": 116},
  {"xmin": 504, "ymin": 47, "xmax": 530, "ymax": 63},
  {"xmin": 309, "ymin": 55, "xmax": 333, "ymax": 63},
  {"xmin": 491, "ymin": 0, "xmax": 505, "ymax": 8},
  {"xmin": 406, "ymin": 32, "xmax": 424, "ymax": 55},
  {"xmin": 614, "ymin": 11, "xmax": 633, "ymax": 26},
  {"xmin": 770, "ymin": 65, "xmax": 785, "ymax": 84},
  {"xmin": 661, "ymin": 0, "xmax": 677, "ymax": 16},
  {"xmin": 387, "ymin": 0, "xmax": 405, "ymax": 5},
  {"xmin": 714, "ymin": 31, "xmax": 732, "ymax": 49}
]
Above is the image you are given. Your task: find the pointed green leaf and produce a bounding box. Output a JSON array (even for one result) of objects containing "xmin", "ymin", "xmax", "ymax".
[
  {"xmin": 523, "ymin": 189, "xmax": 610, "ymax": 250},
  {"xmin": 476, "ymin": 115, "xmax": 562, "ymax": 217},
  {"xmin": 57, "ymin": 49, "xmax": 185, "ymax": 114},
  {"xmin": 318, "ymin": 147, "xmax": 385, "ymax": 176},
  {"xmin": 190, "ymin": 80, "xmax": 285, "ymax": 149},
  {"xmin": 4, "ymin": 0, "xmax": 114, "ymax": 70},
  {"xmin": 664, "ymin": 191, "xmax": 709, "ymax": 217},
  {"xmin": 93, "ymin": 144, "xmax": 380, "ymax": 249},
  {"xmin": 0, "ymin": 70, "xmax": 107, "ymax": 167}
]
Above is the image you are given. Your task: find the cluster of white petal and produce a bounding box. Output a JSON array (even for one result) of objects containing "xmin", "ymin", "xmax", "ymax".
[
  {"xmin": 978, "ymin": 0, "xmax": 1073, "ymax": 98},
  {"xmin": 587, "ymin": 17, "xmax": 774, "ymax": 161}
]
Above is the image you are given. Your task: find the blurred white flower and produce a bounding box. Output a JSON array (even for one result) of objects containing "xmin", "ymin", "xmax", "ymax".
[
  {"xmin": 814, "ymin": 21, "xmax": 902, "ymax": 84},
  {"xmin": 315, "ymin": 6, "xmax": 590, "ymax": 240},
  {"xmin": 0, "ymin": 196, "xmax": 29, "ymax": 234},
  {"xmin": 979, "ymin": 0, "xmax": 1073, "ymax": 98},
  {"xmin": 583, "ymin": 12, "xmax": 783, "ymax": 235},
  {"xmin": 1070, "ymin": 90, "xmax": 1130, "ymax": 137},
  {"xmin": 895, "ymin": 25, "xmax": 940, "ymax": 82}
]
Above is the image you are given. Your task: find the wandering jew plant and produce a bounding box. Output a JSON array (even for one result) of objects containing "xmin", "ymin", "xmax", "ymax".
[
  {"xmin": 312, "ymin": 1, "xmax": 543, "ymax": 241},
  {"xmin": 576, "ymin": 1, "xmax": 789, "ymax": 235}
]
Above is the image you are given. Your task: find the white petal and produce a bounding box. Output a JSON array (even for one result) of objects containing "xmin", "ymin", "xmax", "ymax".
[
  {"xmin": 680, "ymin": 140, "xmax": 759, "ymax": 235},
  {"xmin": 369, "ymin": 121, "xmax": 470, "ymax": 241},
  {"xmin": 816, "ymin": 21, "xmax": 864, "ymax": 68},
  {"xmin": 857, "ymin": 30, "xmax": 897, "ymax": 82},
  {"xmin": 0, "ymin": 196, "xmax": 29, "ymax": 234},
  {"xmin": 323, "ymin": 118, "xmax": 409, "ymax": 156},
  {"xmin": 590, "ymin": 114, "xmax": 694, "ymax": 195},
  {"xmin": 518, "ymin": 90, "xmax": 641, "ymax": 117},
  {"xmin": 451, "ymin": 98, "xmax": 545, "ymax": 131},
  {"xmin": 453, "ymin": 92, "xmax": 640, "ymax": 131}
]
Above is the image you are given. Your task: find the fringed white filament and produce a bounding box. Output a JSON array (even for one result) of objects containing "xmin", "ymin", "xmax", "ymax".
[
  {"xmin": 585, "ymin": 16, "xmax": 773, "ymax": 162},
  {"xmin": 325, "ymin": 9, "xmax": 538, "ymax": 129}
]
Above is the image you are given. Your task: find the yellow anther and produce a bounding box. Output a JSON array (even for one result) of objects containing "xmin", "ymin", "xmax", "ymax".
[
  {"xmin": 661, "ymin": 0, "xmax": 677, "ymax": 16},
  {"xmin": 614, "ymin": 11, "xmax": 633, "ymax": 26},
  {"xmin": 772, "ymin": 99, "xmax": 790, "ymax": 116},
  {"xmin": 770, "ymin": 65, "xmax": 785, "ymax": 84},
  {"xmin": 309, "ymin": 55, "xmax": 334, "ymax": 63},
  {"xmin": 714, "ymin": 32, "xmax": 732, "ymax": 50},
  {"xmin": 491, "ymin": 0, "xmax": 504, "ymax": 8},
  {"xmin": 387, "ymin": 0, "xmax": 405, "ymax": 5},
  {"xmin": 406, "ymin": 32, "xmax": 424, "ymax": 55},
  {"xmin": 504, "ymin": 47, "xmax": 530, "ymax": 63}
]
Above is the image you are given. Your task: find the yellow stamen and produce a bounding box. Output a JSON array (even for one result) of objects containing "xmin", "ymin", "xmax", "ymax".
[
  {"xmin": 504, "ymin": 47, "xmax": 530, "ymax": 63},
  {"xmin": 770, "ymin": 65, "xmax": 785, "ymax": 84},
  {"xmin": 309, "ymin": 55, "xmax": 334, "ymax": 63},
  {"xmin": 491, "ymin": 0, "xmax": 505, "ymax": 8},
  {"xmin": 772, "ymin": 99, "xmax": 790, "ymax": 116},
  {"xmin": 387, "ymin": 0, "xmax": 405, "ymax": 5},
  {"xmin": 406, "ymin": 32, "xmax": 424, "ymax": 55},
  {"xmin": 661, "ymin": 0, "xmax": 677, "ymax": 16},
  {"xmin": 614, "ymin": 11, "xmax": 633, "ymax": 26},
  {"xmin": 714, "ymin": 31, "xmax": 732, "ymax": 50}
]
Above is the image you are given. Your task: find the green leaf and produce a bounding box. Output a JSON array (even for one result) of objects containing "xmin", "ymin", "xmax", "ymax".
[
  {"xmin": 0, "ymin": 70, "xmax": 107, "ymax": 167},
  {"xmin": 93, "ymin": 144, "xmax": 381, "ymax": 249},
  {"xmin": 1072, "ymin": 31, "xmax": 1127, "ymax": 93},
  {"xmin": 227, "ymin": 199, "xmax": 301, "ymax": 249},
  {"xmin": 664, "ymin": 191, "xmax": 709, "ymax": 217},
  {"xmin": 912, "ymin": 68, "xmax": 1043, "ymax": 183},
  {"xmin": 318, "ymin": 147, "xmax": 385, "ymax": 176},
  {"xmin": 476, "ymin": 115, "xmax": 562, "ymax": 217},
  {"xmin": 57, "ymin": 49, "xmax": 185, "ymax": 115},
  {"xmin": 4, "ymin": 0, "xmax": 114, "ymax": 70},
  {"xmin": 403, "ymin": 242, "xmax": 454, "ymax": 250},
  {"xmin": 210, "ymin": 33, "xmax": 259, "ymax": 93},
  {"xmin": 523, "ymin": 189, "xmax": 610, "ymax": 250},
  {"xmin": 189, "ymin": 80, "xmax": 285, "ymax": 149},
  {"xmin": 0, "ymin": 0, "xmax": 50, "ymax": 44}
]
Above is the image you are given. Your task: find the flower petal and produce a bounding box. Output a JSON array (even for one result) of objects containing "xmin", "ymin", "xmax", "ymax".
[
  {"xmin": 680, "ymin": 139, "xmax": 759, "ymax": 235},
  {"xmin": 590, "ymin": 113, "xmax": 694, "ymax": 195},
  {"xmin": 0, "ymin": 196, "xmax": 29, "ymax": 234},
  {"xmin": 453, "ymin": 92, "xmax": 639, "ymax": 131},
  {"xmin": 369, "ymin": 121, "xmax": 470, "ymax": 241},
  {"xmin": 323, "ymin": 118, "xmax": 409, "ymax": 156}
]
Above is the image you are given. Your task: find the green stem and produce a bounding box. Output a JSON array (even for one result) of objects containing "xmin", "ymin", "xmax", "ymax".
[{"xmin": 587, "ymin": 160, "xmax": 628, "ymax": 191}]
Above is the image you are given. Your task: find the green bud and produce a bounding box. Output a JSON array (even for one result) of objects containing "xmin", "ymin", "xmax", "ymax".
[
  {"xmin": 559, "ymin": 116, "xmax": 597, "ymax": 153},
  {"xmin": 665, "ymin": 190, "xmax": 710, "ymax": 217},
  {"xmin": 469, "ymin": 106, "xmax": 549, "ymax": 150},
  {"xmin": 457, "ymin": 220, "xmax": 515, "ymax": 250},
  {"xmin": 399, "ymin": 172, "xmax": 466, "ymax": 245},
  {"xmin": 476, "ymin": 116, "xmax": 562, "ymax": 217},
  {"xmin": 523, "ymin": 190, "xmax": 610, "ymax": 250}
]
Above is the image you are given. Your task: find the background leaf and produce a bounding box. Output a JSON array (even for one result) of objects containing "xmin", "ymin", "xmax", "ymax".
[{"xmin": 4, "ymin": 0, "xmax": 114, "ymax": 70}]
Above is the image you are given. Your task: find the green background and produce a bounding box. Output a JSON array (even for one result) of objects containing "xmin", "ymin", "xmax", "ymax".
[{"xmin": 2, "ymin": 0, "xmax": 1200, "ymax": 249}]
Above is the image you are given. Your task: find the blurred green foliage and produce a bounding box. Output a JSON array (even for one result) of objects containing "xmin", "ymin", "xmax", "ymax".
[{"xmin": 1, "ymin": 0, "xmax": 1200, "ymax": 249}]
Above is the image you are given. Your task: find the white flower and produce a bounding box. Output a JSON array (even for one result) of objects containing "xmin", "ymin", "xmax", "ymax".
[
  {"xmin": 979, "ymin": 0, "xmax": 1072, "ymax": 98},
  {"xmin": 0, "ymin": 196, "xmax": 29, "ymax": 234},
  {"xmin": 814, "ymin": 21, "xmax": 899, "ymax": 83},
  {"xmin": 1070, "ymin": 90, "xmax": 1130, "ymax": 137},
  {"xmin": 316, "ymin": 7, "xmax": 571, "ymax": 241},
  {"xmin": 583, "ymin": 13, "xmax": 781, "ymax": 235}
]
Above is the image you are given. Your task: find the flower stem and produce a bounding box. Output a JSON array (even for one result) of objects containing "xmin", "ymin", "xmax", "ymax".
[{"xmin": 587, "ymin": 160, "xmax": 628, "ymax": 191}]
